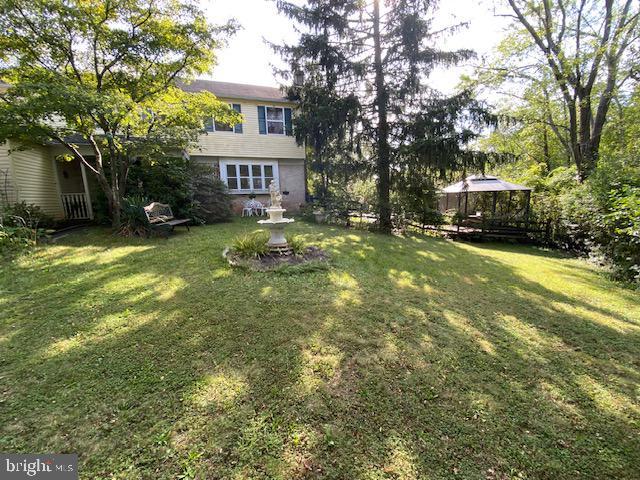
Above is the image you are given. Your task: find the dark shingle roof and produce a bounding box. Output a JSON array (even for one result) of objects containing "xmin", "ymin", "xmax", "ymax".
[
  {"xmin": 179, "ymin": 79, "xmax": 291, "ymax": 103},
  {"xmin": 442, "ymin": 175, "xmax": 532, "ymax": 193}
]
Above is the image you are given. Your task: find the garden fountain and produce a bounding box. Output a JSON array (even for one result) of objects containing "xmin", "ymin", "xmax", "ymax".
[{"xmin": 258, "ymin": 180, "xmax": 295, "ymax": 254}]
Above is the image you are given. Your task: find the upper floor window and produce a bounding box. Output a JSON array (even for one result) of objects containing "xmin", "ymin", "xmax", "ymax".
[
  {"xmin": 258, "ymin": 106, "xmax": 292, "ymax": 136},
  {"xmin": 204, "ymin": 103, "xmax": 243, "ymax": 133}
]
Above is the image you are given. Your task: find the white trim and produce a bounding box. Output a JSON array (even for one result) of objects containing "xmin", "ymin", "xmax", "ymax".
[
  {"xmin": 264, "ymin": 106, "xmax": 286, "ymax": 136},
  {"xmin": 79, "ymin": 161, "xmax": 94, "ymax": 219},
  {"xmin": 219, "ymin": 159, "xmax": 279, "ymax": 195},
  {"xmin": 51, "ymin": 156, "xmax": 65, "ymax": 216}
]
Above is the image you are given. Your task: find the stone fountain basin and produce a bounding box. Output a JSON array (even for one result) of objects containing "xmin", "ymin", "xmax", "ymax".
[
  {"xmin": 258, "ymin": 207, "xmax": 292, "ymax": 223},
  {"xmin": 257, "ymin": 218, "xmax": 295, "ymax": 225},
  {"xmin": 257, "ymin": 208, "xmax": 295, "ymax": 248}
]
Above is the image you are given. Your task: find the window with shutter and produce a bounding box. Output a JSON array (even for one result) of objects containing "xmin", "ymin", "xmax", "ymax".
[
  {"xmin": 232, "ymin": 104, "xmax": 242, "ymax": 133},
  {"xmin": 258, "ymin": 106, "xmax": 267, "ymax": 134},
  {"xmin": 204, "ymin": 103, "xmax": 242, "ymax": 133},
  {"xmin": 257, "ymin": 106, "xmax": 292, "ymax": 135}
]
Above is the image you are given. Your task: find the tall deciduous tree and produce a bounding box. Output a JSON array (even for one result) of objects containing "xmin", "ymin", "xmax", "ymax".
[
  {"xmin": 275, "ymin": 0, "xmax": 474, "ymax": 233},
  {"xmin": 0, "ymin": 0, "xmax": 239, "ymax": 227},
  {"xmin": 502, "ymin": 0, "xmax": 639, "ymax": 180}
]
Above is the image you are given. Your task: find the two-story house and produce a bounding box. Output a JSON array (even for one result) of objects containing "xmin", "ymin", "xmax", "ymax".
[
  {"xmin": 183, "ymin": 80, "xmax": 306, "ymax": 214},
  {"xmin": 0, "ymin": 80, "xmax": 306, "ymax": 221}
]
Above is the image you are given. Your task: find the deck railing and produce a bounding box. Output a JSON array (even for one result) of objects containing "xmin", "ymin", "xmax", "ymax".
[{"xmin": 61, "ymin": 192, "xmax": 91, "ymax": 220}]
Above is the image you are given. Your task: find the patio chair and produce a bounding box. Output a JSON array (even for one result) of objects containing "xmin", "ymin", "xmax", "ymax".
[
  {"xmin": 242, "ymin": 202, "xmax": 254, "ymax": 217},
  {"xmin": 252, "ymin": 200, "xmax": 267, "ymax": 216},
  {"xmin": 242, "ymin": 199, "xmax": 267, "ymax": 216}
]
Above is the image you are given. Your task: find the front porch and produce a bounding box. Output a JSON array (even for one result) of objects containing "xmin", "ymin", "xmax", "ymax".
[{"xmin": 54, "ymin": 157, "xmax": 94, "ymax": 220}]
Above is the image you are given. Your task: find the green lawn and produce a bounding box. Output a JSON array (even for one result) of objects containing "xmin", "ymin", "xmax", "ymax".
[{"xmin": 1, "ymin": 219, "xmax": 638, "ymax": 479}]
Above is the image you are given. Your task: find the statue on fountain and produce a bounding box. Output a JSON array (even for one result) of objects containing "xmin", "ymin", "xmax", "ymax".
[
  {"xmin": 259, "ymin": 180, "xmax": 294, "ymax": 254},
  {"xmin": 269, "ymin": 180, "xmax": 282, "ymax": 209}
]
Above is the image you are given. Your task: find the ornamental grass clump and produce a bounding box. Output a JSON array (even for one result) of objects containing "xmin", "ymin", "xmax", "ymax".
[
  {"xmin": 117, "ymin": 196, "xmax": 153, "ymax": 238},
  {"xmin": 285, "ymin": 234, "xmax": 306, "ymax": 255},
  {"xmin": 230, "ymin": 232, "xmax": 269, "ymax": 258}
]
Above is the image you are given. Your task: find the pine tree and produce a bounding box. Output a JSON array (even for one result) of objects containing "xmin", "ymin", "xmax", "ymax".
[{"xmin": 275, "ymin": 0, "xmax": 475, "ymax": 232}]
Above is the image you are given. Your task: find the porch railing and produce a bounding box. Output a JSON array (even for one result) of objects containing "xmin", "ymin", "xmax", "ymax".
[{"xmin": 61, "ymin": 192, "xmax": 91, "ymax": 220}]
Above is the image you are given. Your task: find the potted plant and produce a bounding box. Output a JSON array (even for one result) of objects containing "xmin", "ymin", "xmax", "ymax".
[{"xmin": 313, "ymin": 206, "xmax": 327, "ymax": 223}]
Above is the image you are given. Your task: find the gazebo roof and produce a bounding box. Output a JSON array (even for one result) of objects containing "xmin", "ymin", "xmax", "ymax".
[{"xmin": 442, "ymin": 175, "xmax": 532, "ymax": 194}]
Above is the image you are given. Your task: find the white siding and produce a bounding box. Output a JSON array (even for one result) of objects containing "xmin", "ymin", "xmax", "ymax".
[
  {"xmin": 10, "ymin": 144, "xmax": 64, "ymax": 219},
  {"xmin": 194, "ymin": 99, "xmax": 305, "ymax": 159}
]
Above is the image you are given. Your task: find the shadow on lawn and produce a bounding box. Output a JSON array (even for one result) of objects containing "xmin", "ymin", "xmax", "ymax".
[{"xmin": 0, "ymin": 223, "xmax": 638, "ymax": 479}]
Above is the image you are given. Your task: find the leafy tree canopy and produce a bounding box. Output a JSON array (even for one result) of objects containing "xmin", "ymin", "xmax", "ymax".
[
  {"xmin": 475, "ymin": 0, "xmax": 639, "ymax": 180},
  {"xmin": 0, "ymin": 0, "xmax": 240, "ymax": 227}
]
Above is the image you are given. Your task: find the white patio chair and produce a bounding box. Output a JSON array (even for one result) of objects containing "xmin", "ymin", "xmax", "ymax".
[
  {"xmin": 252, "ymin": 200, "xmax": 267, "ymax": 216},
  {"xmin": 241, "ymin": 202, "xmax": 254, "ymax": 217}
]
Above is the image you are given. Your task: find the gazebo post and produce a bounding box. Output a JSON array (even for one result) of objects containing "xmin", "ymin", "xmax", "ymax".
[
  {"xmin": 492, "ymin": 191, "xmax": 497, "ymax": 217},
  {"xmin": 464, "ymin": 191, "xmax": 469, "ymax": 217},
  {"xmin": 524, "ymin": 190, "xmax": 531, "ymax": 229}
]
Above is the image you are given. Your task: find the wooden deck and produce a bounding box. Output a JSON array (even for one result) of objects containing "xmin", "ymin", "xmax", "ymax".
[
  {"xmin": 335, "ymin": 208, "xmax": 549, "ymax": 243},
  {"xmin": 420, "ymin": 221, "xmax": 548, "ymax": 242}
]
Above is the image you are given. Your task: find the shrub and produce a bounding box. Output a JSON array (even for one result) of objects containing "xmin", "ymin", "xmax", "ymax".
[
  {"xmin": 0, "ymin": 225, "xmax": 48, "ymax": 258},
  {"xmin": 406, "ymin": 208, "xmax": 444, "ymax": 228},
  {"xmin": 126, "ymin": 157, "xmax": 192, "ymax": 218},
  {"xmin": 230, "ymin": 232, "xmax": 269, "ymax": 258},
  {"xmin": 1, "ymin": 201, "xmax": 54, "ymax": 229},
  {"xmin": 126, "ymin": 158, "xmax": 232, "ymax": 225},
  {"xmin": 604, "ymin": 186, "xmax": 640, "ymax": 282},
  {"xmin": 1, "ymin": 226, "xmax": 33, "ymax": 255},
  {"xmin": 117, "ymin": 196, "xmax": 153, "ymax": 237},
  {"xmin": 190, "ymin": 173, "xmax": 232, "ymax": 224},
  {"xmin": 298, "ymin": 202, "xmax": 319, "ymax": 222}
]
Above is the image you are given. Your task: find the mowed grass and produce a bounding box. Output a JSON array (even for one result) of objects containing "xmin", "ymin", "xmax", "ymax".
[{"xmin": 1, "ymin": 218, "xmax": 639, "ymax": 479}]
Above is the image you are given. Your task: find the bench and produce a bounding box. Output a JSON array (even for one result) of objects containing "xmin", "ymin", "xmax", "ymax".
[{"xmin": 143, "ymin": 202, "xmax": 190, "ymax": 236}]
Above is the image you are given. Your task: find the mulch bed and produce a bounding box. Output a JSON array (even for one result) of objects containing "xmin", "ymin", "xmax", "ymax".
[{"xmin": 224, "ymin": 246, "xmax": 329, "ymax": 272}]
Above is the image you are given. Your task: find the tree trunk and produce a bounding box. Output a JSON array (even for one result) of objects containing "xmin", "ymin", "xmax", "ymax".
[
  {"xmin": 373, "ymin": 0, "xmax": 392, "ymax": 234},
  {"xmin": 542, "ymin": 124, "xmax": 551, "ymax": 170},
  {"xmin": 110, "ymin": 194, "xmax": 121, "ymax": 230},
  {"xmin": 96, "ymin": 167, "xmax": 123, "ymax": 230}
]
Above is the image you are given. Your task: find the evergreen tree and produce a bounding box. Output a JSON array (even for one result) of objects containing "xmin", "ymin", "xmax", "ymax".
[{"xmin": 275, "ymin": 0, "xmax": 476, "ymax": 233}]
